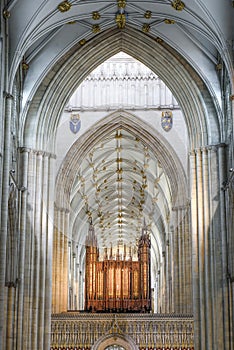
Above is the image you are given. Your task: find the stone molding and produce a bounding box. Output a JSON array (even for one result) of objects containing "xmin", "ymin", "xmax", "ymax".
[{"xmin": 18, "ymin": 146, "xmax": 56, "ymax": 159}]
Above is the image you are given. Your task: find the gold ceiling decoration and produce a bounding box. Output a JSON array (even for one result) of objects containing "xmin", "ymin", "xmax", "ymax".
[
  {"xmin": 116, "ymin": 13, "xmax": 126, "ymax": 29},
  {"xmin": 22, "ymin": 61, "xmax": 29, "ymax": 71},
  {"xmin": 144, "ymin": 11, "xmax": 152, "ymax": 19},
  {"xmin": 216, "ymin": 63, "xmax": 222, "ymax": 71},
  {"xmin": 171, "ymin": 0, "xmax": 185, "ymax": 11},
  {"xmin": 3, "ymin": 10, "xmax": 10, "ymax": 19},
  {"xmin": 92, "ymin": 24, "xmax": 101, "ymax": 33},
  {"xmin": 92, "ymin": 11, "xmax": 101, "ymax": 20},
  {"xmin": 79, "ymin": 39, "xmax": 86, "ymax": 46},
  {"xmin": 142, "ymin": 24, "xmax": 150, "ymax": 33},
  {"xmin": 117, "ymin": 0, "xmax": 126, "ymax": 9},
  {"xmin": 115, "ymin": 131, "xmax": 122, "ymax": 139},
  {"xmin": 116, "ymin": 0, "xmax": 127, "ymax": 29},
  {"xmin": 155, "ymin": 37, "xmax": 164, "ymax": 43},
  {"xmin": 164, "ymin": 19, "xmax": 175, "ymax": 24},
  {"xmin": 58, "ymin": 0, "xmax": 71, "ymax": 12}
]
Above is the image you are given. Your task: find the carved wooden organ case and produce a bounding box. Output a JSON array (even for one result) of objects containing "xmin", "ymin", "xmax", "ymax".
[{"xmin": 85, "ymin": 222, "xmax": 151, "ymax": 312}]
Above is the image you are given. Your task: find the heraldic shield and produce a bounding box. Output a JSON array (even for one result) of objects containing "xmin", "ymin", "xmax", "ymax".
[
  {"xmin": 161, "ymin": 111, "xmax": 173, "ymax": 132},
  {"xmin": 70, "ymin": 113, "xmax": 81, "ymax": 134}
]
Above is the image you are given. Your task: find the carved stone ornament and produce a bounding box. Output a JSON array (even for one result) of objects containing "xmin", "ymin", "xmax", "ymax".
[
  {"xmin": 92, "ymin": 11, "xmax": 101, "ymax": 20},
  {"xmin": 117, "ymin": 0, "xmax": 126, "ymax": 9},
  {"xmin": 3, "ymin": 9, "xmax": 10, "ymax": 19},
  {"xmin": 92, "ymin": 24, "xmax": 101, "ymax": 34},
  {"xmin": 164, "ymin": 18, "xmax": 175, "ymax": 24},
  {"xmin": 171, "ymin": 0, "xmax": 185, "ymax": 11},
  {"xmin": 155, "ymin": 37, "xmax": 164, "ymax": 43},
  {"xmin": 216, "ymin": 63, "xmax": 222, "ymax": 71},
  {"xmin": 142, "ymin": 24, "xmax": 150, "ymax": 33},
  {"xmin": 144, "ymin": 10, "xmax": 152, "ymax": 19},
  {"xmin": 79, "ymin": 39, "xmax": 86, "ymax": 46},
  {"xmin": 58, "ymin": 1, "xmax": 71, "ymax": 12},
  {"xmin": 22, "ymin": 61, "xmax": 29, "ymax": 70},
  {"xmin": 116, "ymin": 13, "xmax": 126, "ymax": 29}
]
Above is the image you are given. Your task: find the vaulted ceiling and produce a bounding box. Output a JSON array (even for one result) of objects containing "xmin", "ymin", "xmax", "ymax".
[
  {"xmin": 4, "ymin": 0, "xmax": 233, "ymax": 272},
  {"xmin": 6, "ymin": 0, "xmax": 233, "ymax": 108}
]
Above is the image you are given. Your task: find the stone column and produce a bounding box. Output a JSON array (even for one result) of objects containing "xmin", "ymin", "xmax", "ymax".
[
  {"xmin": 184, "ymin": 207, "xmax": 192, "ymax": 314},
  {"xmin": 14, "ymin": 148, "xmax": 55, "ymax": 350},
  {"xmin": 165, "ymin": 239, "xmax": 170, "ymax": 313},
  {"xmin": 172, "ymin": 210, "xmax": 180, "ymax": 313},
  {"xmin": 190, "ymin": 144, "xmax": 231, "ymax": 350},
  {"xmin": 171, "ymin": 204, "xmax": 192, "ymax": 314},
  {"xmin": 217, "ymin": 144, "xmax": 230, "ymax": 349},
  {"xmin": 43, "ymin": 153, "xmax": 55, "ymax": 350},
  {"xmin": 161, "ymin": 251, "xmax": 166, "ymax": 313},
  {"xmin": 52, "ymin": 206, "xmax": 59, "ymax": 313},
  {"xmin": 15, "ymin": 148, "xmax": 30, "ymax": 349},
  {"xmin": 0, "ymin": 92, "xmax": 13, "ymax": 349},
  {"xmin": 31, "ymin": 151, "xmax": 43, "ymax": 350},
  {"xmin": 223, "ymin": 168, "xmax": 234, "ymax": 347},
  {"xmin": 157, "ymin": 269, "xmax": 161, "ymax": 312},
  {"xmin": 190, "ymin": 149, "xmax": 200, "ymax": 350},
  {"xmin": 52, "ymin": 207, "xmax": 69, "ymax": 313}
]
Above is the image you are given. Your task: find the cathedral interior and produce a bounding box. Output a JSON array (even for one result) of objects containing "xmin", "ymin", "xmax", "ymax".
[{"xmin": 0, "ymin": 1, "xmax": 234, "ymax": 350}]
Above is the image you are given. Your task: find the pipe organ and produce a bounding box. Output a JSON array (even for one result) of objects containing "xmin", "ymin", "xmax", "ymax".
[{"xmin": 85, "ymin": 222, "xmax": 151, "ymax": 312}]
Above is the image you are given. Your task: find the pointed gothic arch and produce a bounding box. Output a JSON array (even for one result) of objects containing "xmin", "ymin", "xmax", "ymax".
[
  {"xmin": 55, "ymin": 110, "xmax": 187, "ymax": 210},
  {"xmin": 92, "ymin": 333, "xmax": 138, "ymax": 350},
  {"xmin": 21, "ymin": 27, "xmax": 221, "ymax": 151},
  {"xmin": 52, "ymin": 110, "xmax": 191, "ymax": 314}
]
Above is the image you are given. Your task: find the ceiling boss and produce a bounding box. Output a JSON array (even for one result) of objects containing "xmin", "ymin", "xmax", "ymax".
[
  {"xmin": 116, "ymin": 0, "xmax": 127, "ymax": 29},
  {"xmin": 171, "ymin": 0, "xmax": 185, "ymax": 11}
]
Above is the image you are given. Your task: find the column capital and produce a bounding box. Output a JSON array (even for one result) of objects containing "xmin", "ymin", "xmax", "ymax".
[
  {"xmin": 3, "ymin": 91, "xmax": 13, "ymax": 99},
  {"xmin": 190, "ymin": 143, "xmax": 227, "ymax": 154},
  {"xmin": 18, "ymin": 147, "xmax": 56, "ymax": 159}
]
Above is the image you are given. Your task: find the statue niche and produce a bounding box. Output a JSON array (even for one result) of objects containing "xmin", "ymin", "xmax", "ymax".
[{"xmin": 85, "ymin": 221, "xmax": 151, "ymax": 312}]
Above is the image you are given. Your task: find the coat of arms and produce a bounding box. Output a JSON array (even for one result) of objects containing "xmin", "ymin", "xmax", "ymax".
[
  {"xmin": 69, "ymin": 113, "xmax": 81, "ymax": 134},
  {"xmin": 161, "ymin": 111, "xmax": 173, "ymax": 132}
]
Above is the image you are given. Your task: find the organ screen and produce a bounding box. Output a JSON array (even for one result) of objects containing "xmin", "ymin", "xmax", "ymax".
[{"xmin": 85, "ymin": 222, "xmax": 151, "ymax": 312}]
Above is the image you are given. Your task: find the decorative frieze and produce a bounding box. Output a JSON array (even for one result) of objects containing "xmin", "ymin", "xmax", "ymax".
[{"xmin": 50, "ymin": 313, "xmax": 194, "ymax": 349}]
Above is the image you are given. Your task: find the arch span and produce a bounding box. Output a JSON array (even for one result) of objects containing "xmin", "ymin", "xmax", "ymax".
[
  {"xmin": 21, "ymin": 27, "xmax": 221, "ymax": 151},
  {"xmin": 92, "ymin": 333, "xmax": 138, "ymax": 350},
  {"xmin": 54, "ymin": 110, "xmax": 188, "ymax": 287}
]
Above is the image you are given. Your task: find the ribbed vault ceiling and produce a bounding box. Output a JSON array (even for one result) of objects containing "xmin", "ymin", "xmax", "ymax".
[
  {"xmin": 71, "ymin": 127, "xmax": 171, "ymax": 251},
  {"xmin": 56, "ymin": 108, "xmax": 187, "ymax": 274},
  {"xmin": 7, "ymin": 0, "xmax": 233, "ymax": 104}
]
